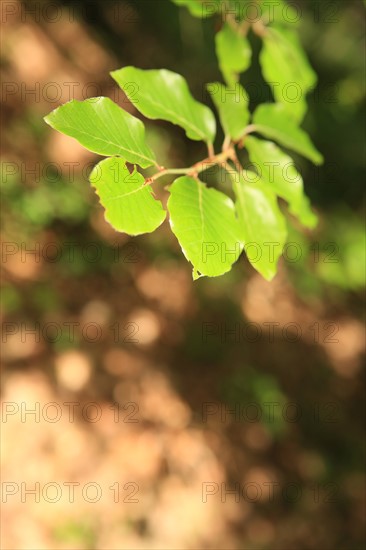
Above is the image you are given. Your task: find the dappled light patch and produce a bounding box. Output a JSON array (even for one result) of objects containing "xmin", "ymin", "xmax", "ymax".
[
  {"xmin": 127, "ymin": 308, "xmax": 161, "ymax": 346},
  {"xmin": 135, "ymin": 265, "xmax": 194, "ymax": 317},
  {"xmin": 55, "ymin": 350, "xmax": 92, "ymax": 392}
]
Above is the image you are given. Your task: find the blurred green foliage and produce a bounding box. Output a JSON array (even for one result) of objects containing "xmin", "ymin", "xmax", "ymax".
[
  {"xmin": 53, "ymin": 519, "xmax": 96, "ymax": 548},
  {"xmin": 221, "ymin": 365, "xmax": 288, "ymax": 437},
  {"xmin": 1, "ymin": 163, "xmax": 90, "ymax": 236}
]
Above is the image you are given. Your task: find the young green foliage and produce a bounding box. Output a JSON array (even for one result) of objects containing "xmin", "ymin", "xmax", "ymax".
[
  {"xmin": 44, "ymin": 0, "xmax": 323, "ymax": 281},
  {"xmin": 260, "ymin": 28, "xmax": 317, "ymax": 122},
  {"xmin": 215, "ymin": 23, "xmax": 252, "ymax": 87},
  {"xmin": 44, "ymin": 97, "xmax": 156, "ymax": 168},
  {"xmin": 111, "ymin": 67, "xmax": 216, "ymax": 145},
  {"xmin": 90, "ymin": 158, "xmax": 166, "ymax": 235},
  {"xmin": 232, "ymin": 170, "xmax": 287, "ymax": 280},
  {"xmin": 168, "ymin": 176, "xmax": 242, "ymax": 279},
  {"xmin": 245, "ymin": 137, "xmax": 318, "ymax": 228},
  {"xmin": 252, "ymin": 103, "xmax": 323, "ymax": 165},
  {"xmin": 171, "ymin": 0, "xmax": 221, "ymax": 18},
  {"xmin": 207, "ymin": 82, "xmax": 250, "ymax": 140}
]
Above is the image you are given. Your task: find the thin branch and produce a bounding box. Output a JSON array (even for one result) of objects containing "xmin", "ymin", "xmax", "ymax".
[
  {"xmin": 252, "ymin": 19, "xmax": 268, "ymax": 37},
  {"xmin": 144, "ymin": 167, "xmax": 192, "ymax": 185},
  {"xmin": 145, "ymin": 147, "xmax": 237, "ymax": 184},
  {"xmin": 238, "ymin": 19, "xmax": 251, "ymax": 37},
  {"xmin": 207, "ymin": 142, "xmax": 215, "ymax": 158},
  {"xmin": 236, "ymin": 124, "xmax": 258, "ymax": 148},
  {"xmin": 146, "ymin": 123, "xmax": 256, "ymax": 184},
  {"xmin": 231, "ymin": 150, "xmax": 244, "ymax": 172},
  {"xmin": 222, "ymin": 135, "xmax": 232, "ymax": 151}
]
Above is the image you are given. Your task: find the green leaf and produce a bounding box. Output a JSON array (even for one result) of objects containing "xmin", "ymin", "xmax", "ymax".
[
  {"xmin": 260, "ymin": 27, "xmax": 317, "ymax": 121},
  {"xmin": 232, "ymin": 170, "xmax": 287, "ymax": 280},
  {"xmin": 252, "ymin": 103, "xmax": 323, "ymax": 165},
  {"xmin": 111, "ymin": 67, "xmax": 216, "ymax": 144},
  {"xmin": 261, "ymin": 0, "xmax": 301, "ymax": 27},
  {"xmin": 89, "ymin": 158, "xmax": 166, "ymax": 235},
  {"xmin": 245, "ymin": 136, "xmax": 318, "ymax": 228},
  {"xmin": 171, "ymin": 0, "xmax": 221, "ymax": 17},
  {"xmin": 207, "ymin": 82, "xmax": 250, "ymax": 141},
  {"xmin": 44, "ymin": 97, "xmax": 156, "ymax": 169},
  {"xmin": 167, "ymin": 176, "xmax": 242, "ymax": 278},
  {"xmin": 225, "ymin": 1, "xmax": 256, "ymax": 20},
  {"xmin": 215, "ymin": 23, "xmax": 251, "ymax": 87}
]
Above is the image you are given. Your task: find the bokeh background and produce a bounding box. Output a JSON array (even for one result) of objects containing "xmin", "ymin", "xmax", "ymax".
[{"xmin": 1, "ymin": 0, "xmax": 365, "ymax": 548}]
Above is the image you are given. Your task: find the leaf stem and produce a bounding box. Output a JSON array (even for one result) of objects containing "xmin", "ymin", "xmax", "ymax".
[
  {"xmin": 146, "ymin": 146, "xmax": 237, "ymax": 184},
  {"xmin": 238, "ymin": 19, "xmax": 251, "ymax": 37},
  {"xmin": 207, "ymin": 142, "xmax": 215, "ymax": 158},
  {"xmin": 252, "ymin": 19, "xmax": 268, "ymax": 37},
  {"xmin": 236, "ymin": 124, "xmax": 257, "ymax": 148},
  {"xmin": 222, "ymin": 135, "xmax": 232, "ymax": 151}
]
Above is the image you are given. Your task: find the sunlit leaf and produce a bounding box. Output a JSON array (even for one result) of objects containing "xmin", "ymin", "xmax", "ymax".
[
  {"xmin": 261, "ymin": 0, "xmax": 301, "ymax": 27},
  {"xmin": 171, "ymin": 0, "xmax": 221, "ymax": 17},
  {"xmin": 44, "ymin": 97, "xmax": 156, "ymax": 168},
  {"xmin": 232, "ymin": 169, "xmax": 287, "ymax": 280},
  {"xmin": 111, "ymin": 67, "xmax": 216, "ymax": 144},
  {"xmin": 252, "ymin": 103, "xmax": 323, "ymax": 164},
  {"xmin": 215, "ymin": 23, "xmax": 251, "ymax": 87},
  {"xmin": 168, "ymin": 176, "xmax": 242, "ymax": 278},
  {"xmin": 207, "ymin": 82, "xmax": 250, "ymax": 141},
  {"xmin": 245, "ymin": 136, "xmax": 318, "ymax": 228},
  {"xmin": 89, "ymin": 158, "xmax": 166, "ymax": 235},
  {"xmin": 260, "ymin": 27, "xmax": 317, "ymax": 121}
]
